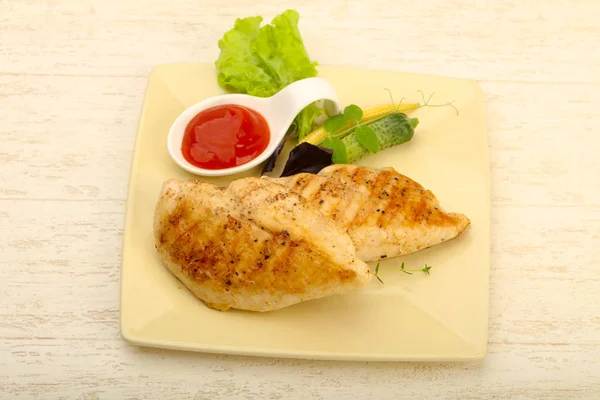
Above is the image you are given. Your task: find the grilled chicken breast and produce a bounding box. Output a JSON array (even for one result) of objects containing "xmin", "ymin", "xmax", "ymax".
[
  {"xmin": 153, "ymin": 177, "xmax": 371, "ymax": 312},
  {"xmin": 266, "ymin": 164, "xmax": 470, "ymax": 262}
]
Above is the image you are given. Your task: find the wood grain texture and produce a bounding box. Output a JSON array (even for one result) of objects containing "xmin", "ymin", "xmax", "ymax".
[{"xmin": 1, "ymin": 0, "xmax": 599, "ymax": 399}]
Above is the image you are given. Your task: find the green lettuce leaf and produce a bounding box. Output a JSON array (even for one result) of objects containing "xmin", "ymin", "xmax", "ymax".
[
  {"xmin": 253, "ymin": 11, "xmax": 317, "ymax": 89},
  {"xmin": 215, "ymin": 16, "xmax": 278, "ymax": 97},
  {"xmin": 215, "ymin": 10, "xmax": 320, "ymax": 138},
  {"xmin": 295, "ymin": 103, "xmax": 324, "ymax": 141}
]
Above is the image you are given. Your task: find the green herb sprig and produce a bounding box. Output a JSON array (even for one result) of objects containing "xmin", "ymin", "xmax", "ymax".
[
  {"xmin": 321, "ymin": 104, "xmax": 377, "ymax": 142},
  {"xmin": 321, "ymin": 104, "xmax": 365, "ymax": 163},
  {"xmin": 386, "ymin": 89, "xmax": 459, "ymax": 116},
  {"xmin": 319, "ymin": 90, "xmax": 458, "ymax": 163},
  {"xmin": 374, "ymin": 262, "xmax": 432, "ymax": 284},
  {"xmin": 320, "ymin": 104, "xmax": 401, "ymax": 163},
  {"xmin": 400, "ymin": 262, "xmax": 432, "ymax": 275},
  {"xmin": 374, "ymin": 262, "xmax": 384, "ymax": 284}
]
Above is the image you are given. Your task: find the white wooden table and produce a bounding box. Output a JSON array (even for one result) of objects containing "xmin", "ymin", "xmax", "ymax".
[{"xmin": 1, "ymin": 1, "xmax": 599, "ymax": 398}]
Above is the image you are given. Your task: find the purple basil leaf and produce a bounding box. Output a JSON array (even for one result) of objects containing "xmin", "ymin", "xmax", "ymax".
[
  {"xmin": 261, "ymin": 125, "xmax": 297, "ymax": 174},
  {"xmin": 280, "ymin": 142, "xmax": 333, "ymax": 177}
]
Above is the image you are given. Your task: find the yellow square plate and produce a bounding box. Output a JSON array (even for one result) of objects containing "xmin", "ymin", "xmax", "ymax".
[{"xmin": 120, "ymin": 63, "xmax": 490, "ymax": 361}]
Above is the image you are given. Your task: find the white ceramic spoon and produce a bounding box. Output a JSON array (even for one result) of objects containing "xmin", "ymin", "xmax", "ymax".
[{"xmin": 167, "ymin": 77, "xmax": 341, "ymax": 177}]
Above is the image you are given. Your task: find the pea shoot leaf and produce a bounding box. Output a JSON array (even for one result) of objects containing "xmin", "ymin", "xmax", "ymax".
[
  {"xmin": 322, "ymin": 136, "xmax": 347, "ymax": 164},
  {"xmin": 323, "ymin": 114, "xmax": 347, "ymax": 133},
  {"xmin": 354, "ymin": 125, "xmax": 379, "ymax": 153},
  {"xmin": 343, "ymin": 104, "xmax": 363, "ymax": 122}
]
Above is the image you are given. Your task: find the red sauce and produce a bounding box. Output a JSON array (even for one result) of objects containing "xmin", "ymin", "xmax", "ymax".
[{"xmin": 181, "ymin": 105, "xmax": 270, "ymax": 170}]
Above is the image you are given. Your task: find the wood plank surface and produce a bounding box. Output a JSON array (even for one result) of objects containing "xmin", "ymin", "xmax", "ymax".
[{"xmin": 1, "ymin": 0, "xmax": 599, "ymax": 398}]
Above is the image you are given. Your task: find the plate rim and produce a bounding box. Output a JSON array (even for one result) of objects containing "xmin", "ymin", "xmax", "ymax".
[{"xmin": 120, "ymin": 62, "xmax": 490, "ymax": 362}]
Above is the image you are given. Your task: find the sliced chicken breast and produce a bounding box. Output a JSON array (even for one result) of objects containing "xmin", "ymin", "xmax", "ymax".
[
  {"xmin": 266, "ymin": 164, "xmax": 470, "ymax": 262},
  {"xmin": 153, "ymin": 177, "xmax": 371, "ymax": 312}
]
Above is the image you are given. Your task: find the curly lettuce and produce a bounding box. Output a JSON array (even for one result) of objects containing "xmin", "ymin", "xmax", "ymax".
[{"xmin": 215, "ymin": 10, "xmax": 322, "ymax": 140}]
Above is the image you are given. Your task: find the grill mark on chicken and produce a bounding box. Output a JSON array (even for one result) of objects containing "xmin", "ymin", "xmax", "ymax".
[
  {"xmin": 294, "ymin": 175, "xmax": 312, "ymax": 194},
  {"xmin": 384, "ymin": 175, "xmax": 408, "ymax": 226},
  {"xmin": 379, "ymin": 173, "xmax": 413, "ymax": 227},
  {"xmin": 369, "ymin": 168, "xmax": 391, "ymax": 228},
  {"xmin": 375, "ymin": 171, "xmax": 397, "ymax": 227},
  {"xmin": 342, "ymin": 167, "xmax": 379, "ymax": 228},
  {"xmin": 313, "ymin": 178, "xmax": 343, "ymax": 221}
]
